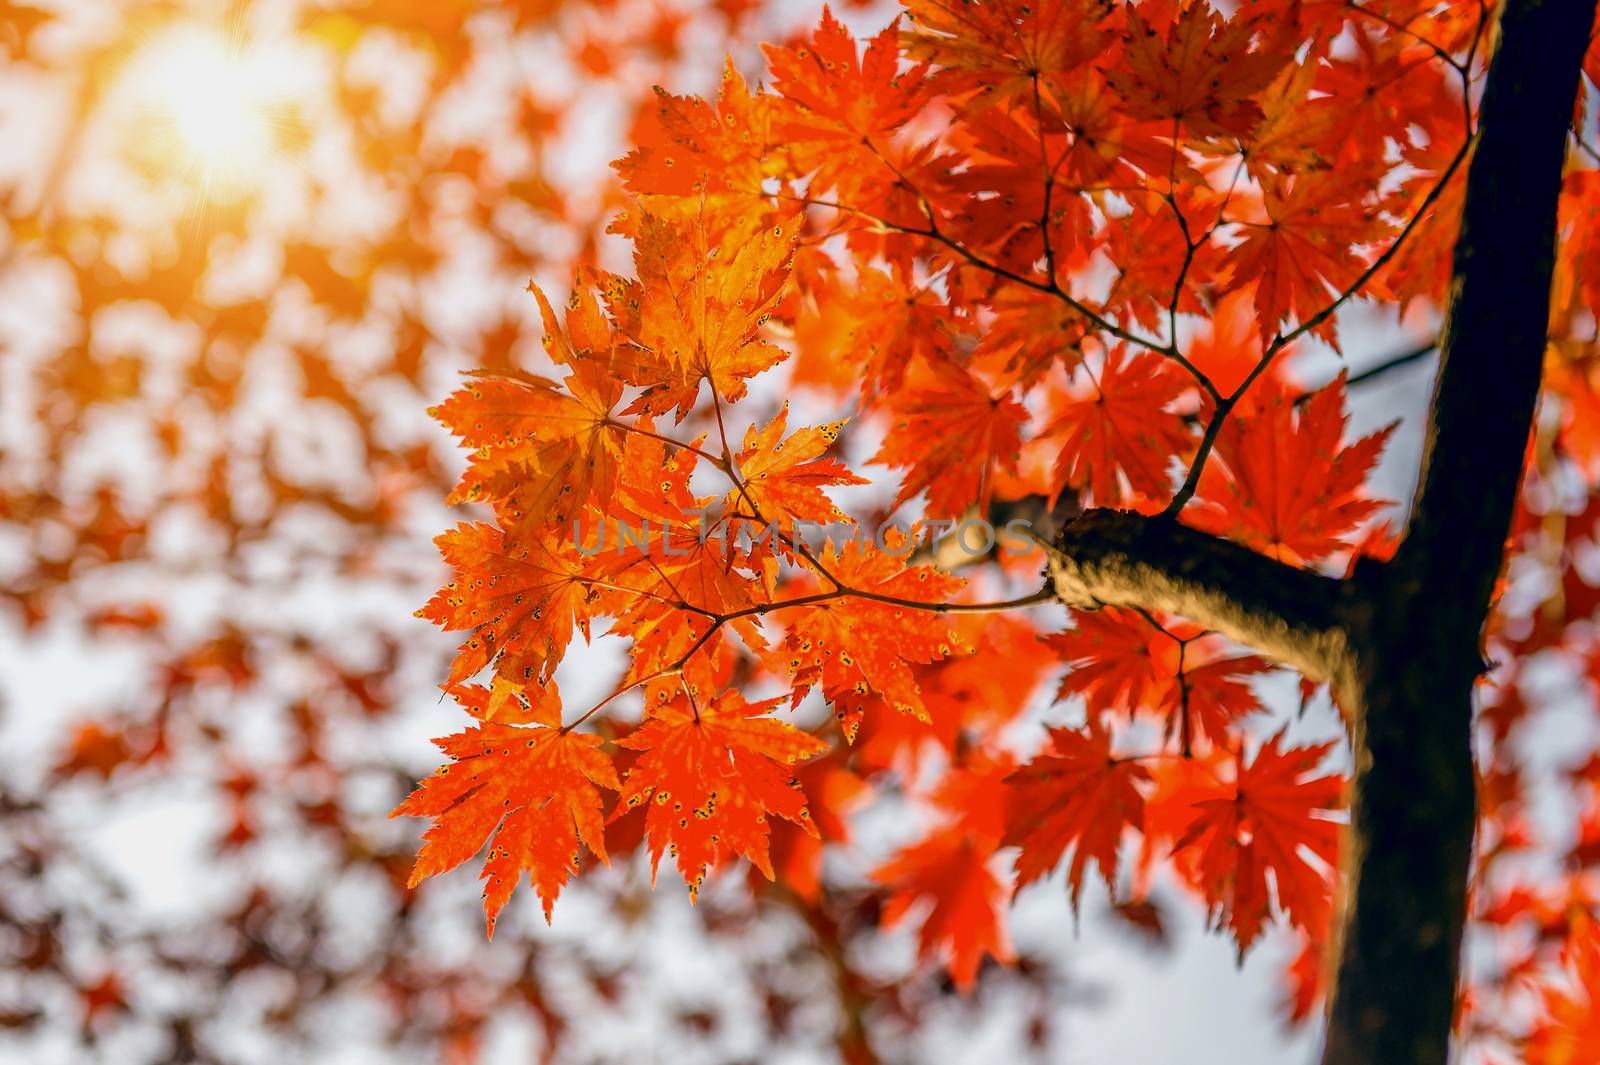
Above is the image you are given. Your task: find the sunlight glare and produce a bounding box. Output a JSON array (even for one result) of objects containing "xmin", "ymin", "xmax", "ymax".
[{"xmin": 135, "ymin": 27, "xmax": 275, "ymax": 195}]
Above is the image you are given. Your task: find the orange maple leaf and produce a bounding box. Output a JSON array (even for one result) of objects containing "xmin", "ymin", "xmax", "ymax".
[
  {"xmin": 764, "ymin": 8, "xmax": 933, "ymax": 145},
  {"xmin": 616, "ymin": 60, "xmax": 777, "ymax": 199},
  {"xmin": 392, "ymin": 683, "xmax": 620, "ymax": 933},
  {"xmin": 1048, "ymin": 607, "xmax": 1270, "ymax": 745},
  {"xmin": 1047, "ymin": 606, "xmax": 1169, "ymax": 709},
  {"xmin": 431, "ymin": 362, "xmax": 622, "ymax": 526},
  {"xmin": 611, "ymin": 690, "xmax": 829, "ymax": 899},
  {"xmin": 728, "ymin": 402, "xmax": 865, "ymax": 527},
  {"xmin": 776, "ymin": 541, "xmax": 967, "ymax": 720},
  {"xmin": 420, "ymin": 523, "xmax": 596, "ymax": 687},
  {"xmin": 875, "ymin": 833, "xmax": 1015, "ymax": 990},
  {"xmin": 628, "ymin": 208, "xmax": 799, "ymax": 409}
]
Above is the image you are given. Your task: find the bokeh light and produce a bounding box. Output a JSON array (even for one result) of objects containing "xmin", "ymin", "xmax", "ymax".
[{"xmin": 124, "ymin": 26, "xmax": 277, "ymax": 196}]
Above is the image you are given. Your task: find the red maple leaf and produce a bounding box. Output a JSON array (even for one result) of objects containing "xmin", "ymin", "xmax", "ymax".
[
  {"xmin": 1186, "ymin": 375, "xmax": 1394, "ymax": 565},
  {"xmin": 873, "ymin": 360, "xmax": 1028, "ymax": 519},
  {"xmin": 420, "ymin": 523, "xmax": 596, "ymax": 687},
  {"xmin": 1223, "ymin": 165, "xmax": 1393, "ymax": 345},
  {"xmin": 875, "ymin": 833, "xmax": 1015, "ymax": 990},
  {"xmin": 1044, "ymin": 346, "xmax": 1193, "ymax": 509},
  {"xmin": 873, "ymin": 754, "xmax": 1017, "ymax": 989},
  {"xmin": 1007, "ymin": 724, "xmax": 1150, "ymax": 903},
  {"xmin": 900, "ymin": 0, "xmax": 1113, "ymax": 110},
  {"xmin": 1171, "ymin": 734, "xmax": 1344, "ymax": 955},
  {"xmin": 1105, "ymin": 2, "xmax": 1295, "ymax": 140},
  {"xmin": 1527, "ymin": 913, "xmax": 1600, "ymax": 1065}
]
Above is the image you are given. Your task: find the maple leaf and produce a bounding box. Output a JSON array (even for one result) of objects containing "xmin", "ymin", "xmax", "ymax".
[
  {"xmin": 1047, "ymin": 606, "xmax": 1168, "ymax": 710},
  {"xmin": 1223, "ymin": 165, "xmax": 1393, "ymax": 344},
  {"xmin": 391, "ymin": 684, "xmax": 620, "ymax": 932},
  {"xmin": 1186, "ymin": 286, "xmax": 1264, "ymax": 396},
  {"xmin": 1171, "ymin": 734, "xmax": 1344, "ymax": 955},
  {"xmin": 627, "ymin": 208, "xmax": 798, "ymax": 410},
  {"xmin": 601, "ymin": 525, "xmax": 769, "ymax": 674},
  {"xmin": 1527, "ymin": 913, "xmax": 1600, "ymax": 1065},
  {"xmin": 900, "ymin": 0, "xmax": 1113, "ymax": 109},
  {"xmin": 1173, "ymin": 646, "xmax": 1272, "ymax": 748},
  {"xmin": 775, "ymin": 540, "xmax": 967, "ymax": 720},
  {"xmin": 1046, "ymin": 67, "xmax": 1191, "ymax": 189},
  {"xmin": 1047, "ymin": 608, "xmax": 1268, "ymax": 745},
  {"xmin": 431, "ymin": 280, "xmax": 631, "ymax": 526},
  {"xmin": 606, "ymin": 420, "xmax": 707, "ymax": 525},
  {"xmin": 1044, "ymin": 347, "xmax": 1193, "ymax": 509},
  {"xmin": 840, "ymin": 614, "xmax": 1052, "ymax": 762},
  {"xmin": 432, "ymin": 363, "xmax": 622, "ymax": 527},
  {"xmin": 420, "ymin": 523, "xmax": 596, "ymax": 687},
  {"xmin": 1100, "ymin": 185, "xmax": 1225, "ymax": 331},
  {"xmin": 874, "ymin": 832, "xmax": 1015, "ymax": 990},
  {"xmin": 451, "ymin": 675, "xmax": 563, "ymax": 725},
  {"xmin": 872, "ymin": 360, "xmax": 1028, "ymax": 518},
  {"xmin": 1006, "ymin": 725, "xmax": 1150, "ymax": 903},
  {"xmin": 946, "ymin": 108, "xmax": 1098, "ymax": 273},
  {"xmin": 824, "ymin": 265, "xmax": 969, "ymax": 399},
  {"xmin": 611, "ymin": 690, "xmax": 829, "ymax": 899},
  {"xmin": 616, "ymin": 60, "xmax": 778, "ymax": 199},
  {"xmin": 764, "ymin": 8, "xmax": 933, "ymax": 146},
  {"xmin": 873, "ymin": 754, "xmax": 1017, "ymax": 989},
  {"xmin": 972, "ymin": 284, "xmax": 1088, "ymax": 387},
  {"xmin": 1186, "ymin": 375, "xmax": 1395, "ymax": 565},
  {"xmin": 1105, "ymin": 1, "xmax": 1297, "ymax": 140},
  {"xmin": 727, "ymin": 403, "xmax": 866, "ymax": 527},
  {"xmin": 1301, "ymin": 28, "xmax": 1462, "ymax": 180}
]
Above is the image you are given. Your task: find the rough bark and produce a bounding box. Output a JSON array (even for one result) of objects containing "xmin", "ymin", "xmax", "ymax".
[
  {"xmin": 1043, "ymin": 1, "xmax": 1595, "ymax": 1062},
  {"xmin": 1050, "ymin": 509, "xmax": 1352, "ymax": 686}
]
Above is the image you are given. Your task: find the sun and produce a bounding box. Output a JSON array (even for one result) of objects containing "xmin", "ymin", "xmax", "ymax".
[{"xmin": 130, "ymin": 26, "xmax": 277, "ymax": 195}]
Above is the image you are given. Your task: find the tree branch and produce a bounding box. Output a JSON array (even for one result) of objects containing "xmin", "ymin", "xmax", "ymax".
[{"xmin": 1046, "ymin": 509, "xmax": 1353, "ymax": 686}]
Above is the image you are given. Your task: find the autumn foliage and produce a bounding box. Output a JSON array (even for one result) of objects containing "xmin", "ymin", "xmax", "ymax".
[
  {"xmin": 388, "ymin": 0, "xmax": 1600, "ymax": 1055},
  {"xmin": 13, "ymin": 0, "xmax": 1600, "ymax": 1061}
]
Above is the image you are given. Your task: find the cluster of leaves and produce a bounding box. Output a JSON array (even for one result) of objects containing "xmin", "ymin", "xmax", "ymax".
[
  {"xmin": 397, "ymin": 1, "xmax": 1600, "ymax": 1054},
  {"xmin": 400, "ymin": 0, "xmax": 1491, "ymax": 1006}
]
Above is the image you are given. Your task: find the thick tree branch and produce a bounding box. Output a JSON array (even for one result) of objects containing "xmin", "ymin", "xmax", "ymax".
[{"xmin": 1046, "ymin": 509, "xmax": 1353, "ymax": 685}]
